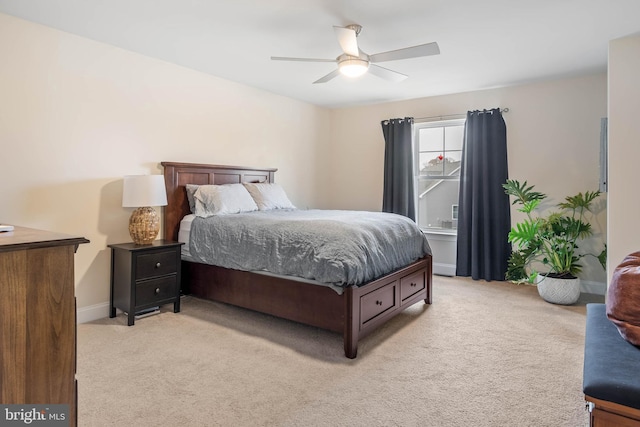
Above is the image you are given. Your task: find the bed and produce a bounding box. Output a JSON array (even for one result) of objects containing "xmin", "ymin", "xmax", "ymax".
[{"xmin": 162, "ymin": 161, "xmax": 432, "ymax": 358}]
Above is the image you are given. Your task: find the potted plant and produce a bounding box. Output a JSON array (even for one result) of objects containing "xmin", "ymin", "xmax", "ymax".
[{"xmin": 502, "ymin": 179, "xmax": 606, "ymax": 304}]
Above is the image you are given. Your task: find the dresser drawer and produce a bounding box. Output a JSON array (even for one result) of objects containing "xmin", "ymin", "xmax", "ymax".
[
  {"xmin": 400, "ymin": 270, "xmax": 426, "ymax": 304},
  {"xmin": 360, "ymin": 281, "xmax": 398, "ymax": 325},
  {"xmin": 135, "ymin": 249, "xmax": 178, "ymax": 280},
  {"xmin": 136, "ymin": 276, "xmax": 178, "ymax": 306}
]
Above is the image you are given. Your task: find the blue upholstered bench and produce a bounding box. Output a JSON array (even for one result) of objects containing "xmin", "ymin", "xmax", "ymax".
[{"xmin": 583, "ymin": 303, "xmax": 640, "ymax": 425}]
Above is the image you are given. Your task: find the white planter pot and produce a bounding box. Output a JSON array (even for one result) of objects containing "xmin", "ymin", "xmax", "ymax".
[{"xmin": 536, "ymin": 275, "xmax": 581, "ymax": 305}]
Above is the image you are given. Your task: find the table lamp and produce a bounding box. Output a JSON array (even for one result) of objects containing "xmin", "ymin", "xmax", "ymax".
[{"xmin": 122, "ymin": 175, "xmax": 168, "ymax": 245}]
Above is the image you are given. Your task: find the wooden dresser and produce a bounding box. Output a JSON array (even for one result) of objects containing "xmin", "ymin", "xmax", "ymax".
[{"xmin": 0, "ymin": 226, "xmax": 88, "ymax": 426}]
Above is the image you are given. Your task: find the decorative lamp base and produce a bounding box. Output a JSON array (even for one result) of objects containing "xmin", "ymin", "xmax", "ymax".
[{"xmin": 128, "ymin": 206, "xmax": 160, "ymax": 245}]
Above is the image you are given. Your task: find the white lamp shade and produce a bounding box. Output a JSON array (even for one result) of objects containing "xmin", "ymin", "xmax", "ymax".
[{"xmin": 122, "ymin": 175, "xmax": 168, "ymax": 207}]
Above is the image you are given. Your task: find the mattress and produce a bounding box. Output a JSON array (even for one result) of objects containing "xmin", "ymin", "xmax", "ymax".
[
  {"xmin": 179, "ymin": 213, "xmax": 331, "ymax": 289},
  {"xmin": 178, "ymin": 214, "xmax": 196, "ymax": 258}
]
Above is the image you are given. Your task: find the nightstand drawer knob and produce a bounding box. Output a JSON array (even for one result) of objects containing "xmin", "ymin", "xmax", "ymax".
[
  {"xmin": 155, "ymin": 262, "xmax": 161, "ymax": 268},
  {"xmin": 155, "ymin": 288, "xmax": 160, "ymax": 295}
]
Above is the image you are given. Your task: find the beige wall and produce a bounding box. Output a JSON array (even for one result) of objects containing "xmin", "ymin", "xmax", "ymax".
[
  {"xmin": 607, "ymin": 33, "xmax": 640, "ymax": 283},
  {"xmin": 0, "ymin": 12, "xmax": 613, "ymax": 319},
  {"xmin": 322, "ymin": 73, "xmax": 608, "ymax": 288},
  {"xmin": 0, "ymin": 14, "xmax": 330, "ymax": 317}
]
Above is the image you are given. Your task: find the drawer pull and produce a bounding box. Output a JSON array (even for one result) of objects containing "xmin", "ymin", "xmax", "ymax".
[
  {"xmin": 155, "ymin": 288, "xmax": 160, "ymax": 295},
  {"xmin": 411, "ymin": 282, "xmax": 417, "ymax": 287},
  {"xmin": 376, "ymin": 300, "xmax": 382, "ymax": 305},
  {"xmin": 155, "ymin": 262, "xmax": 161, "ymax": 268}
]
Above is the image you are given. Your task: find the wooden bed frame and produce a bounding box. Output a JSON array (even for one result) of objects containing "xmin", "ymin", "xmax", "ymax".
[{"xmin": 162, "ymin": 161, "xmax": 432, "ymax": 358}]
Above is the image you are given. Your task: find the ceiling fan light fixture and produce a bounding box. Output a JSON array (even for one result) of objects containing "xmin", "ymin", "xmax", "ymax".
[
  {"xmin": 338, "ymin": 57, "xmax": 369, "ymax": 78},
  {"xmin": 272, "ymin": 25, "xmax": 440, "ymax": 84}
]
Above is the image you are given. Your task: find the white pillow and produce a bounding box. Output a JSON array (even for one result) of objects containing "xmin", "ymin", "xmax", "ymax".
[
  {"xmin": 243, "ymin": 183, "xmax": 296, "ymax": 210},
  {"xmin": 193, "ymin": 184, "xmax": 258, "ymax": 217}
]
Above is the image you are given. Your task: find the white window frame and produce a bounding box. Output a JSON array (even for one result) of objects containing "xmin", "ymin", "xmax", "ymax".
[{"xmin": 414, "ymin": 118, "xmax": 465, "ymax": 232}]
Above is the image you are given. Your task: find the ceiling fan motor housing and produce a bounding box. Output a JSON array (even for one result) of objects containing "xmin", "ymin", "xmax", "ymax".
[{"xmin": 345, "ymin": 24, "xmax": 362, "ymax": 36}]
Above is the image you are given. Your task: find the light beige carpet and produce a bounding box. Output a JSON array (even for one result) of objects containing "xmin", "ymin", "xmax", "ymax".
[{"xmin": 77, "ymin": 276, "xmax": 601, "ymax": 426}]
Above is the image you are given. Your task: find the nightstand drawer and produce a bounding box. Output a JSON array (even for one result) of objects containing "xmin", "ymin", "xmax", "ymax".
[
  {"xmin": 136, "ymin": 276, "xmax": 178, "ymax": 306},
  {"xmin": 135, "ymin": 250, "xmax": 178, "ymax": 280}
]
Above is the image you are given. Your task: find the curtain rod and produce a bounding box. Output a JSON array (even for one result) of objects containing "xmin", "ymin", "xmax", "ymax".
[{"xmin": 415, "ymin": 107, "xmax": 509, "ymax": 123}]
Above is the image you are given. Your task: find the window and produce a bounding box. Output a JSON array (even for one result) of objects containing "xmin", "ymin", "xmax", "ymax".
[{"xmin": 414, "ymin": 119, "xmax": 465, "ymax": 233}]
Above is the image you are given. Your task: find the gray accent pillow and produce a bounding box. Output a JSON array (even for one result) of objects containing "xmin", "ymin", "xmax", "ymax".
[{"xmin": 185, "ymin": 184, "xmax": 199, "ymax": 213}]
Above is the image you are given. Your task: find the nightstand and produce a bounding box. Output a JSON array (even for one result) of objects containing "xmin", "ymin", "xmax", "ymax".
[{"xmin": 108, "ymin": 240, "xmax": 184, "ymax": 326}]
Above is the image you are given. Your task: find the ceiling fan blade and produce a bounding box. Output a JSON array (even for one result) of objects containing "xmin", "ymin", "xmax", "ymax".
[
  {"xmin": 369, "ymin": 42, "xmax": 440, "ymax": 63},
  {"xmin": 313, "ymin": 69, "xmax": 341, "ymax": 84},
  {"xmin": 271, "ymin": 56, "xmax": 336, "ymax": 63},
  {"xmin": 368, "ymin": 64, "xmax": 408, "ymax": 82},
  {"xmin": 333, "ymin": 26, "xmax": 359, "ymax": 57}
]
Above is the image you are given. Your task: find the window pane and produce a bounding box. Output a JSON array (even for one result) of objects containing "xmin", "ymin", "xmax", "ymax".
[
  {"xmin": 419, "ymin": 127, "xmax": 443, "ymax": 152},
  {"xmin": 445, "ymin": 125, "xmax": 464, "ymax": 151},
  {"xmin": 416, "ymin": 179, "xmax": 460, "ymax": 230},
  {"xmin": 443, "ymin": 151, "xmax": 462, "ymax": 176},
  {"xmin": 419, "ymin": 153, "xmax": 444, "ymax": 176}
]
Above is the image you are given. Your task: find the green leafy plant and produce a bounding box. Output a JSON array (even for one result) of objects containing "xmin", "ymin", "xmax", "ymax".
[{"xmin": 503, "ymin": 179, "xmax": 605, "ymax": 283}]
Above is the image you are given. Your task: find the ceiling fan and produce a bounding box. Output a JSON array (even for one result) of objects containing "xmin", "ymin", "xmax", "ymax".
[{"xmin": 271, "ymin": 24, "xmax": 440, "ymax": 84}]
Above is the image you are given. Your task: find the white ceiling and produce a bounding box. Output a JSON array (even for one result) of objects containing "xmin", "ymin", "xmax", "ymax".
[{"xmin": 1, "ymin": 0, "xmax": 639, "ymax": 108}]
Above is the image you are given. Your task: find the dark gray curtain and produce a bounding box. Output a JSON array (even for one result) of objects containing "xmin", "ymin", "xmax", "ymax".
[
  {"xmin": 381, "ymin": 117, "xmax": 415, "ymax": 221},
  {"xmin": 456, "ymin": 108, "xmax": 511, "ymax": 281}
]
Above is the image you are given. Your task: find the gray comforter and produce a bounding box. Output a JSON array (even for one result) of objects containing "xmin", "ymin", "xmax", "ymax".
[{"xmin": 188, "ymin": 209, "xmax": 431, "ymax": 291}]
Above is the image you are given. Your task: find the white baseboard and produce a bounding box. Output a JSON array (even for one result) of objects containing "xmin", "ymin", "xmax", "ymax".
[
  {"xmin": 581, "ymin": 280, "xmax": 606, "ymax": 295},
  {"xmin": 76, "ymin": 302, "xmax": 113, "ymax": 324},
  {"xmin": 430, "ymin": 266, "xmax": 606, "ymax": 296},
  {"xmin": 433, "ymin": 262, "xmax": 456, "ymax": 277}
]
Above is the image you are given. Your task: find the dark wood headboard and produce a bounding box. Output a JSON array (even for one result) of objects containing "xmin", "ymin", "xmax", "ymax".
[{"xmin": 161, "ymin": 162, "xmax": 277, "ymax": 241}]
